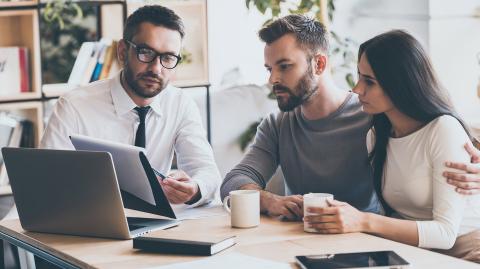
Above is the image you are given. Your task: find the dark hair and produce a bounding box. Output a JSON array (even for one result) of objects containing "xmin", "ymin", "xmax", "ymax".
[
  {"xmin": 123, "ymin": 5, "xmax": 185, "ymax": 42},
  {"xmin": 360, "ymin": 30, "xmax": 471, "ymax": 215},
  {"xmin": 258, "ymin": 14, "xmax": 329, "ymax": 54}
]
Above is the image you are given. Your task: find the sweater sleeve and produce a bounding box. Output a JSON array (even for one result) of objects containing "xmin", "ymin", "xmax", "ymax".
[
  {"xmin": 220, "ymin": 113, "xmax": 280, "ymax": 200},
  {"xmin": 416, "ymin": 116, "xmax": 471, "ymax": 249}
]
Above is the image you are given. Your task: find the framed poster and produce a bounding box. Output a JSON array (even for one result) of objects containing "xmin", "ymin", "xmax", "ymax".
[{"xmin": 127, "ymin": 0, "xmax": 209, "ymax": 87}]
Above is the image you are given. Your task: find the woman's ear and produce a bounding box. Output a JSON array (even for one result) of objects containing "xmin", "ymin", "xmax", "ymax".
[{"xmin": 313, "ymin": 54, "xmax": 327, "ymax": 75}]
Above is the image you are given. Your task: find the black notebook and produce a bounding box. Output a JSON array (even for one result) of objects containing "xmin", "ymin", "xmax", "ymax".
[{"xmin": 133, "ymin": 235, "xmax": 236, "ymax": 256}]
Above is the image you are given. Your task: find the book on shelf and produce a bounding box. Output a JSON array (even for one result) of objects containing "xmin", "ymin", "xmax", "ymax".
[
  {"xmin": 0, "ymin": 113, "xmax": 33, "ymax": 187},
  {"xmin": 133, "ymin": 234, "xmax": 236, "ymax": 256},
  {"xmin": 0, "ymin": 47, "xmax": 30, "ymax": 95},
  {"xmin": 68, "ymin": 42, "xmax": 95, "ymax": 86},
  {"xmin": 68, "ymin": 38, "xmax": 119, "ymax": 88},
  {"xmin": 80, "ymin": 41, "xmax": 104, "ymax": 85},
  {"xmin": 98, "ymin": 41, "xmax": 118, "ymax": 80},
  {"xmin": 88, "ymin": 42, "xmax": 108, "ymax": 83}
]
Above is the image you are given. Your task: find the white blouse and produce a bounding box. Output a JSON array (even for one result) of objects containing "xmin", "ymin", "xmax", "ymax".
[{"xmin": 383, "ymin": 115, "xmax": 480, "ymax": 249}]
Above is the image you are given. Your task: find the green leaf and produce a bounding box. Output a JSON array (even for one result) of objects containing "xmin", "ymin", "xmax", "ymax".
[
  {"xmin": 298, "ymin": 0, "xmax": 314, "ymax": 10},
  {"xmin": 43, "ymin": 0, "xmax": 83, "ymax": 29},
  {"xmin": 346, "ymin": 73, "xmax": 356, "ymax": 89},
  {"xmin": 246, "ymin": 0, "xmax": 252, "ymax": 9},
  {"xmin": 262, "ymin": 18, "xmax": 274, "ymax": 26},
  {"xmin": 315, "ymin": 9, "xmax": 323, "ymax": 23},
  {"xmin": 257, "ymin": 0, "xmax": 268, "ymax": 14},
  {"xmin": 238, "ymin": 121, "xmax": 262, "ymax": 151},
  {"xmin": 328, "ymin": 0, "xmax": 335, "ymax": 21},
  {"xmin": 288, "ymin": 8, "xmax": 304, "ymax": 15},
  {"xmin": 73, "ymin": 3, "xmax": 83, "ymax": 20},
  {"xmin": 330, "ymin": 31, "xmax": 342, "ymax": 44},
  {"xmin": 268, "ymin": 91, "xmax": 276, "ymax": 99},
  {"xmin": 58, "ymin": 16, "xmax": 65, "ymax": 30},
  {"xmin": 271, "ymin": 0, "xmax": 281, "ymax": 17}
]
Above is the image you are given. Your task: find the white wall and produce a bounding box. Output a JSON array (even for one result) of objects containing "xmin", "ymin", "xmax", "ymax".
[
  {"xmin": 333, "ymin": 0, "xmax": 480, "ymax": 122},
  {"xmin": 331, "ymin": 0, "xmax": 480, "ymax": 122},
  {"xmin": 206, "ymin": 0, "xmax": 269, "ymax": 89}
]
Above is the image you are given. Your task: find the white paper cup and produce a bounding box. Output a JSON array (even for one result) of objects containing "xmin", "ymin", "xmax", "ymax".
[{"xmin": 303, "ymin": 193, "xmax": 334, "ymax": 233}]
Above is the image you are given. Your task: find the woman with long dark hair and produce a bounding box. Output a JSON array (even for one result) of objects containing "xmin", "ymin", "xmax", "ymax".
[{"xmin": 304, "ymin": 30, "xmax": 480, "ymax": 262}]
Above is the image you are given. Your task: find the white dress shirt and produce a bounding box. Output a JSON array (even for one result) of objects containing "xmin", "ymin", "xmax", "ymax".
[
  {"xmin": 40, "ymin": 72, "xmax": 221, "ymax": 207},
  {"xmin": 383, "ymin": 115, "xmax": 480, "ymax": 249}
]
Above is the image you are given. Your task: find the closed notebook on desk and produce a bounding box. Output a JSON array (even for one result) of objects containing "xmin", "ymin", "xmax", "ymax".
[{"xmin": 133, "ymin": 235, "xmax": 236, "ymax": 256}]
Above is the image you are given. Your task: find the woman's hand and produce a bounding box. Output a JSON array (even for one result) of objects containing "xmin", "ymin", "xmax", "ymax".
[{"xmin": 303, "ymin": 200, "xmax": 369, "ymax": 234}]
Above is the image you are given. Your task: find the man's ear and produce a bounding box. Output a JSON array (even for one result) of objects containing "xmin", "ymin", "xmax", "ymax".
[
  {"xmin": 117, "ymin": 39, "xmax": 128, "ymax": 65},
  {"xmin": 313, "ymin": 54, "xmax": 327, "ymax": 75}
]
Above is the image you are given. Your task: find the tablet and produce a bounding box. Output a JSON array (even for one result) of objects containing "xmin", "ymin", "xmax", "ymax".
[
  {"xmin": 69, "ymin": 134, "xmax": 176, "ymax": 219},
  {"xmin": 295, "ymin": 251, "xmax": 409, "ymax": 269}
]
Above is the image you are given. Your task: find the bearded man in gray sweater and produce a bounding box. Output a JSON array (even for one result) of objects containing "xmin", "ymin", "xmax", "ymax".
[{"xmin": 221, "ymin": 15, "xmax": 380, "ymax": 220}]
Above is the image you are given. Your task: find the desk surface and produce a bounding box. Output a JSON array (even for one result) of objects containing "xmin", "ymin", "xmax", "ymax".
[{"xmin": 0, "ymin": 212, "xmax": 478, "ymax": 269}]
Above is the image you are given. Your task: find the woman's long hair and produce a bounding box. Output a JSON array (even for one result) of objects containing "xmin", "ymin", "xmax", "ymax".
[{"xmin": 360, "ymin": 30, "xmax": 471, "ymax": 215}]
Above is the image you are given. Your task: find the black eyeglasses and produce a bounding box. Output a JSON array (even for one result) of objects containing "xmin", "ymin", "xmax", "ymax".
[{"xmin": 126, "ymin": 40, "xmax": 182, "ymax": 69}]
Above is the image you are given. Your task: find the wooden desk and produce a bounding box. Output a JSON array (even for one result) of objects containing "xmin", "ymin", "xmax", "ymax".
[{"xmin": 0, "ymin": 213, "xmax": 478, "ymax": 268}]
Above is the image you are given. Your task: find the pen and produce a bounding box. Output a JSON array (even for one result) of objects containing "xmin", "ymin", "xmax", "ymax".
[{"xmin": 152, "ymin": 168, "xmax": 166, "ymax": 180}]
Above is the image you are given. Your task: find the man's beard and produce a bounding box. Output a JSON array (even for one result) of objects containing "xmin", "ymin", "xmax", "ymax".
[
  {"xmin": 273, "ymin": 70, "xmax": 317, "ymax": 112},
  {"xmin": 123, "ymin": 60, "xmax": 168, "ymax": 98}
]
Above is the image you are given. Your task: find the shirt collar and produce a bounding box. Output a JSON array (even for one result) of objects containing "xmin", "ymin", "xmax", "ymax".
[{"xmin": 111, "ymin": 71, "xmax": 164, "ymax": 117}]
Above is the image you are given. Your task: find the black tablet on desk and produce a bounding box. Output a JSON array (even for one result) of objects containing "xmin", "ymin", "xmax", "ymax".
[
  {"xmin": 70, "ymin": 134, "xmax": 175, "ymax": 219},
  {"xmin": 295, "ymin": 251, "xmax": 409, "ymax": 269}
]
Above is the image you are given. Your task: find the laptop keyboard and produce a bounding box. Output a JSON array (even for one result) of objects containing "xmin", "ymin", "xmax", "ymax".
[
  {"xmin": 127, "ymin": 217, "xmax": 147, "ymax": 231},
  {"xmin": 127, "ymin": 217, "xmax": 179, "ymax": 232},
  {"xmin": 128, "ymin": 223, "xmax": 145, "ymax": 231}
]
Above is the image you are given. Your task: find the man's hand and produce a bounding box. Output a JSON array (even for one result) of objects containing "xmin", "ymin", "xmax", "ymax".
[
  {"xmin": 444, "ymin": 142, "xmax": 480, "ymax": 195},
  {"xmin": 261, "ymin": 192, "xmax": 303, "ymax": 220},
  {"xmin": 239, "ymin": 184, "xmax": 303, "ymax": 220},
  {"xmin": 303, "ymin": 200, "xmax": 368, "ymax": 234},
  {"xmin": 159, "ymin": 170, "xmax": 201, "ymax": 204}
]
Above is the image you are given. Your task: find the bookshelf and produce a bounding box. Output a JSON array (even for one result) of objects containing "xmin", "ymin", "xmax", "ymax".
[
  {"xmin": 0, "ymin": 2, "xmax": 42, "ymax": 151},
  {"xmin": 0, "ymin": 1, "xmax": 37, "ymax": 8},
  {"xmin": 0, "ymin": 0, "xmax": 126, "ymax": 150},
  {"xmin": 0, "ymin": 101, "xmax": 43, "ymax": 144},
  {"xmin": 0, "ymin": 8, "xmax": 42, "ymax": 102}
]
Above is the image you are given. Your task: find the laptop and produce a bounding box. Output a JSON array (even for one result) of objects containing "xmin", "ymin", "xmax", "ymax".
[
  {"xmin": 69, "ymin": 134, "xmax": 176, "ymax": 217},
  {"xmin": 2, "ymin": 147, "xmax": 179, "ymax": 239}
]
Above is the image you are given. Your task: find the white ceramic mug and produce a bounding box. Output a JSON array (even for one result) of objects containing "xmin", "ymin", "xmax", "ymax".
[
  {"xmin": 303, "ymin": 193, "xmax": 334, "ymax": 233},
  {"xmin": 223, "ymin": 190, "xmax": 260, "ymax": 228}
]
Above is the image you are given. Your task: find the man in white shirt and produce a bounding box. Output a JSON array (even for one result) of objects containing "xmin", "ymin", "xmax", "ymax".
[{"xmin": 40, "ymin": 5, "xmax": 221, "ymax": 207}]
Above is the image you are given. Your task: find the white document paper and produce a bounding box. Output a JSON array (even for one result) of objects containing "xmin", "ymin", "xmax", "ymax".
[
  {"xmin": 172, "ymin": 202, "xmax": 228, "ymax": 220},
  {"xmin": 148, "ymin": 252, "xmax": 291, "ymax": 269},
  {"xmin": 125, "ymin": 202, "xmax": 228, "ymax": 221}
]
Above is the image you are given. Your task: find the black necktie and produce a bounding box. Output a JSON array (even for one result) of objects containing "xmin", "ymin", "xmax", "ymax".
[{"xmin": 134, "ymin": 106, "xmax": 150, "ymax": 148}]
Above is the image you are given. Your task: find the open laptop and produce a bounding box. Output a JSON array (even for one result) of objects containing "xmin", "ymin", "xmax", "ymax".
[{"xmin": 2, "ymin": 147, "xmax": 179, "ymax": 239}]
